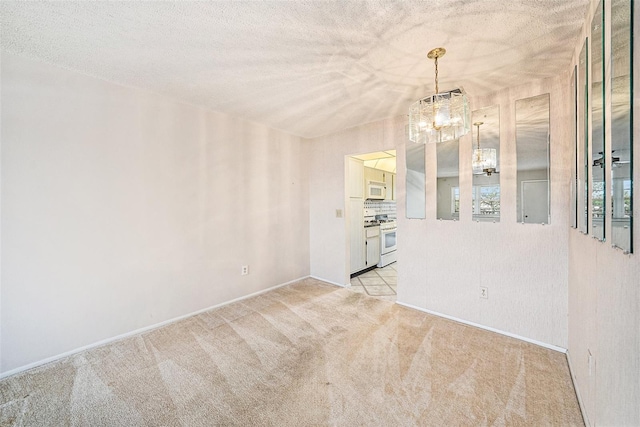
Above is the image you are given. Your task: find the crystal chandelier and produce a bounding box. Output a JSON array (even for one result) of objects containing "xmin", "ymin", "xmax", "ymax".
[
  {"xmin": 472, "ymin": 121, "xmax": 497, "ymax": 175},
  {"xmin": 408, "ymin": 47, "xmax": 471, "ymax": 144}
]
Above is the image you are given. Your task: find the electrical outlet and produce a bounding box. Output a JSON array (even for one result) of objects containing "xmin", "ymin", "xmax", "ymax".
[
  {"xmin": 480, "ymin": 286, "xmax": 488, "ymax": 299},
  {"xmin": 336, "ymin": 209, "xmax": 343, "ymax": 218},
  {"xmin": 241, "ymin": 265, "xmax": 249, "ymax": 276}
]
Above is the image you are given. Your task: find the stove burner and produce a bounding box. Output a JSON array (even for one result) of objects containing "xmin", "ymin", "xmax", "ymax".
[{"xmin": 365, "ymin": 219, "xmax": 396, "ymax": 225}]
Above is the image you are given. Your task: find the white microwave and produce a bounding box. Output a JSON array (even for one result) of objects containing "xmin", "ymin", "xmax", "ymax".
[{"xmin": 367, "ymin": 180, "xmax": 386, "ymax": 200}]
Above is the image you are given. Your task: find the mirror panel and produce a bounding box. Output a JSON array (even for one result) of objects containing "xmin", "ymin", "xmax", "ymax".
[
  {"xmin": 471, "ymin": 106, "xmax": 500, "ymax": 222},
  {"xmin": 611, "ymin": 0, "xmax": 633, "ymax": 252},
  {"xmin": 516, "ymin": 94, "xmax": 550, "ymax": 224},
  {"xmin": 591, "ymin": 0, "xmax": 605, "ymax": 241},
  {"xmin": 436, "ymin": 140, "xmax": 459, "ymax": 220},
  {"xmin": 571, "ymin": 66, "xmax": 578, "ymax": 228},
  {"xmin": 578, "ymin": 38, "xmax": 589, "ymax": 233},
  {"xmin": 406, "ymin": 142, "xmax": 426, "ymax": 219}
]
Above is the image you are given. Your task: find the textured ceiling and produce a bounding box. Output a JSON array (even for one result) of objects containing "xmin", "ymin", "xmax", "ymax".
[{"xmin": 1, "ymin": 1, "xmax": 589, "ymax": 139}]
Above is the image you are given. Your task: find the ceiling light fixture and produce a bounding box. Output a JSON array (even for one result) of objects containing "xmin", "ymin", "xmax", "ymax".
[
  {"xmin": 472, "ymin": 121, "xmax": 497, "ymax": 175},
  {"xmin": 408, "ymin": 47, "xmax": 471, "ymax": 144}
]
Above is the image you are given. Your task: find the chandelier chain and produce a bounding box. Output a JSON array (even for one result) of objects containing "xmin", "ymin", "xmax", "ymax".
[
  {"xmin": 434, "ymin": 56, "xmax": 439, "ymax": 94},
  {"xmin": 473, "ymin": 122, "xmax": 483, "ymax": 150}
]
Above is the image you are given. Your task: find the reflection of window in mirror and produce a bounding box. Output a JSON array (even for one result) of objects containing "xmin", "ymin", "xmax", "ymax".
[
  {"xmin": 471, "ymin": 106, "xmax": 500, "ymax": 222},
  {"xmin": 590, "ymin": 0, "xmax": 605, "ymax": 241},
  {"xmin": 610, "ymin": 0, "xmax": 633, "ymax": 253},
  {"xmin": 472, "ymin": 185, "xmax": 500, "ymax": 221},
  {"xmin": 516, "ymin": 94, "xmax": 550, "ymax": 224},
  {"xmin": 451, "ymin": 187, "xmax": 460, "ymax": 218}
]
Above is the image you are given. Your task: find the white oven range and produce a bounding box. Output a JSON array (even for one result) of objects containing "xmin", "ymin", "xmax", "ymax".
[{"xmin": 378, "ymin": 220, "xmax": 397, "ymax": 267}]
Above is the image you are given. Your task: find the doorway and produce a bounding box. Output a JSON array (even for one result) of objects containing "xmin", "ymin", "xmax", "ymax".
[
  {"xmin": 521, "ymin": 180, "xmax": 549, "ymax": 224},
  {"xmin": 345, "ymin": 150, "xmax": 397, "ymax": 300}
]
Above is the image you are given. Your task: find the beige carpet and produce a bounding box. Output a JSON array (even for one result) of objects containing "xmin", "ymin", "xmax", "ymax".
[{"xmin": 0, "ymin": 278, "xmax": 583, "ymax": 426}]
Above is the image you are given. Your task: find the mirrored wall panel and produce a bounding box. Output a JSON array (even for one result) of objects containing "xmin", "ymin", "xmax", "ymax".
[
  {"xmin": 591, "ymin": 0, "xmax": 605, "ymax": 241},
  {"xmin": 578, "ymin": 38, "xmax": 589, "ymax": 233},
  {"xmin": 571, "ymin": 66, "xmax": 578, "ymax": 228},
  {"xmin": 406, "ymin": 142, "xmax": 426, "ymax": 219},
  {"xmin": 611, "ymin": 0, "xmax": 633, "ymax": 252},
  {"xmin": 471, "ymin": 105, "xmax": 500, "ymax": 222},
  {"xmin": 516, "ymin": 94, "xmax": 550, "ymax": 224},
  {"xmin": 437, "ymin": 140, "xmax": 459, "ymax": 220}
]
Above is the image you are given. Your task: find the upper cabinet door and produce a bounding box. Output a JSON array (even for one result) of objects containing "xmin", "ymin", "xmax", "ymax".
[
  {"xmin": 364, "ymin": 166, "xmax": 384, "ymax": 183},
  {"xmin": 384, "ymin": 172, "xmax": 394, "ymax": 201}
]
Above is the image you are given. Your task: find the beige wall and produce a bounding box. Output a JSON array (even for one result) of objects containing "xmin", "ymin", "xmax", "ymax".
[
  {"xmin": 566, "ymin": 0, "xmax": 640, "ymax": 425},
  {"xmin": 0, "ymin": 53, "xmax": 310, "ymax": 374}
]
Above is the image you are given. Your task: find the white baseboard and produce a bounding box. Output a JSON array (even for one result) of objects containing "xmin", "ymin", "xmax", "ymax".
[
  {"xmin": 396, "ymin": 301, "xmax": 567, "ymax": 353},
  {"xmin": 309, "ymin": 275, "xmax": 347, "ymax": 288},
  {"xmin": 566, "ymin": 350, "xmax": 590, "ymax": 426},
  {"xmin": 0, "ymin": 275, "xmax": 309, "ymax": 380}
]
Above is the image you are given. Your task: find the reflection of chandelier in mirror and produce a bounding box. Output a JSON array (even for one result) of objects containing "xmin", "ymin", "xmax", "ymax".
[
  {"xmin": 472, "ymin": 121, "xmax": 497, "ymax": 175},
  {"xmin": 408, "ymin": 47, "xmax": 470, "ymax": 144}
]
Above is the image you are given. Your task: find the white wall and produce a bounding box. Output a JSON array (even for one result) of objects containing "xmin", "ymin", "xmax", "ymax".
[
  {"xmin": 308, "ymin": 119, "xmax": 403, "ymax": 285},
  {"xmin": 566, "ymin": 0, "xmax": 640, "ymax": 425},
  {"xmin": 401, "ymin": 77, "xmax": 570, "ymax": 349},
  {"xmin": 0, "ymin": 53, "xmax": 310, "ymax": 374},
  {"xmin": 310, "ymin": 75, "xmax": 570, "ymax": 348},
  {"xmin": 308, "ymin": 75, "xmax": 570, "ymax": 348}
]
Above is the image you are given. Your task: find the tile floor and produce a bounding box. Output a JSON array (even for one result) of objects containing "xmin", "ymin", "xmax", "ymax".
[{"xmin": 349, "ymin": 262, "xmax": 397, "ymax": 302}]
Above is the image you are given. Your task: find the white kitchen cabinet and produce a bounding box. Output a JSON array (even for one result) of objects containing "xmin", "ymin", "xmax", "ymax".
[
  {"xmin": 366, "ymin": 167, "xmax": 396, "ymax": 201},
  {"xmin": 348, "ymin": 157, "xmax": 364, "ymax": 198},
  {"xmin": 392, "ymin": 173, "xmax": 396, "ymax": 201},
  {"xmin": 364, "ymin": 166, "xmax": 385, "ymax": 185},
  {"xmin": 365, "ymin": 226, "xmax": 380, "ymax": 267},
  {"xmin": 384, "ymin": 172, "xmax": 395, "ymax": 201},
  {"xmin": 349, "ymin": 198, "xmax": 366, "ymax": 273}
]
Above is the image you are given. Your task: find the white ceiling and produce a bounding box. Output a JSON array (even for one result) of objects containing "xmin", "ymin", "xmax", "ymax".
[
  {"xmin": 353, "ymin": 150, "xmax": 397, "ymax": 173},
  {"xmin": 352, "ymin": 150, "xmax": 396, "ymax": 162},
  {"xmin": 0, "ymin": 1, "xmax": 589, "ymax": 139}
]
